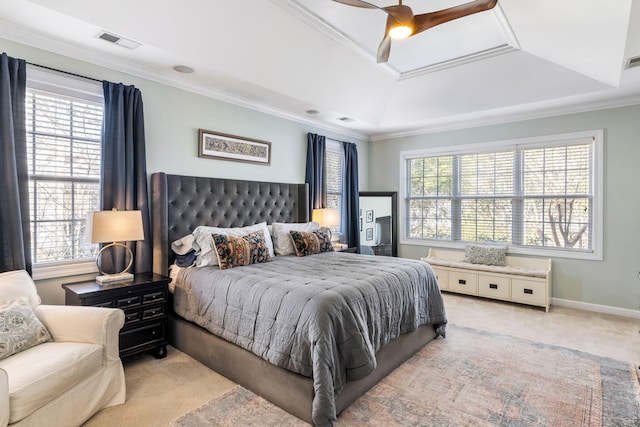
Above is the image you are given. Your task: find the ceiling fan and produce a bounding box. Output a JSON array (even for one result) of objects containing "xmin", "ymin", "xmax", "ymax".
[{"xmin": 331, "ymin": 0, "xmax": 498, "ymax": 63}]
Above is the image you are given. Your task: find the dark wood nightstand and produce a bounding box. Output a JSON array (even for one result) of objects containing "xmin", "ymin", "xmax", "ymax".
[{"xmin": 62, "ymin": 272, "xmax": 171, "ymax": 359}]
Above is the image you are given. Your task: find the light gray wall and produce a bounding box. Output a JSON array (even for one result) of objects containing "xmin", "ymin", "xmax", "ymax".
[
  {"xmin": 370, "ymin": 105, "xmax": 640, "ymax": 311},
  {"xmin": 0, "ymin": 38, "xmax": 369, "ymax": 304}
]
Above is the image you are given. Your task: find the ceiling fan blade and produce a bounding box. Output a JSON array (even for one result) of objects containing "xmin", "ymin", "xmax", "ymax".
[
  {"xmin": 412, "ymin": 0, "xmax": 498, "ymax": 36},
  {"xmin": 330, "ymin": 0, "xmax": 380, "ymax": 9},
  {"xmin": 377, "ymin": 36, "xmax": 391, "ymax": 63},
  {"xmin": 376, "ymin": 15, "xmax": 393, "ymax": 63}
]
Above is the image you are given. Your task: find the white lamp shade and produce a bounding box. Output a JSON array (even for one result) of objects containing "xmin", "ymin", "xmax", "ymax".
[
  {"xmin": 88, "ymin": 210, "xmax": 144, "ymax": 243},
  {"xmin": 312, "ymin": 209, "xmax": 340, "ymax": 227}
]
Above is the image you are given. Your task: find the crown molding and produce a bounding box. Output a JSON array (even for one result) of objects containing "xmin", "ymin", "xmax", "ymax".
[
  {"xmin": 0, "ymin": 18, "xmax": 369, "ymax": 141},
  {"xmin": 369, "ymin": 92, "xmax": 640, "ymax": 140}
]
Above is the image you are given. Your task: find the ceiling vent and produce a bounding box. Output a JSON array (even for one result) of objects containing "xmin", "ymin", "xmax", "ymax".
[
  {"xmin": 96, "ymin": 31, "xmax": 141, "ymax": 50},
  {"xmin": 337, "ymin": 117, "xmax": 355, "ymax": 123},
  {"xmin": 626, "ymin": 55, "xmax": 640, "ymax": 69}
]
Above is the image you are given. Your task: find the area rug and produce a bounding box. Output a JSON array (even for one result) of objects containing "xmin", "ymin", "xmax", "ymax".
[{"xmin": 170, "ymin": 325, "xmax": 640, "ymax": 426}]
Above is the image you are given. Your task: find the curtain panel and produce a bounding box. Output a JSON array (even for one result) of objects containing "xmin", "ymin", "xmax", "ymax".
[
  {"xmin": 342, "ymin": 142, "xmax": 360, "ymax": 249},
  {"xmin": 0, "ymin": 53, "xmax": 31, "ymax": 274},
  {"xmin": 101, "ymin": 81, "xmax": 151, "ymax": 274},
  {"xmin": 305, "ymin": 133, "xmax": 327, "ymax": 214}
]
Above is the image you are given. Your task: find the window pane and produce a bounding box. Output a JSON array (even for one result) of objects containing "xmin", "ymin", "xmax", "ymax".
[
  {"xmin": 26, "ymin": 87, "xmax": 103, "ymax": 264},
  {"xmin": 404, "ymin": 138, "xmax": 594, "ymax": 253},
  {"xmin": 325, "ymin": 141, "xmax": 343, "ymax": 235}
]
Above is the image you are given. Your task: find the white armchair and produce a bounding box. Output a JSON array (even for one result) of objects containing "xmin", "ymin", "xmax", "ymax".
[{"xmin": 0, "ymin": 270, "xmax": 126, "ymax": 427}]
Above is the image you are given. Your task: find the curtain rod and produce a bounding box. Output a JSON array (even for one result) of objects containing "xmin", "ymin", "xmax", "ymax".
[{"xmin": 26, "ymin": 61, "xmax": 102, "ymax": 84}]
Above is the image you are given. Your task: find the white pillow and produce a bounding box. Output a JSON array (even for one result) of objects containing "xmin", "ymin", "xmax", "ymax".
[
  {"xmin": 272, "ymin": 222, "xmax": 320, "ymax": 256},
  {"xmin": 192, "ymin": 222, "xmax": 274, "ymax": 267}
]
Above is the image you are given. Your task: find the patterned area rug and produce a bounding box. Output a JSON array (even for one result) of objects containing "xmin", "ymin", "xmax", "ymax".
[{"xmin": 170, "ymin": 325, "xmax": 640, "ymax": 426}]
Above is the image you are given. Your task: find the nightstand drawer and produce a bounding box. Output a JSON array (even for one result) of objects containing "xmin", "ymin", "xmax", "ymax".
[
  {"xmin": 120, "ymin": 322, "xmax": 164, "ymax": 351},
  {"xmin": 142, "ymin": 305, "xmax": 164, "ymax": 320},
  {"xmin": 117, "ymin": 295, "xmax": 141, "ymax": 308},
  {"xmin": 143, "ymin": 291, "xmax": 165, "ymax": 304}
]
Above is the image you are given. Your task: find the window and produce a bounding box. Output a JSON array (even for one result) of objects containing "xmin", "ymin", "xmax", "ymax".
[
  {"xmin": 26, "ymin": 68, "xmax": 104, "ymax": 276},
  {"xmin": 401, "ymin": 131, "xmax": 603, "ymax": 260},
  {"xmin": 325, "ymin": 140, "xmax": 344, "ymax": 234}
]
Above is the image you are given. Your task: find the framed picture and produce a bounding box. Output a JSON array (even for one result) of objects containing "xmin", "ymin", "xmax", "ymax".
[
  {"xmin": 366, "ymin": 210, "xmax": 374, "ymax": 223},
  {"xmin": 366, "ymin": 228, "xmax": 373, "ymax": 241},
  {"xmin": 198, "ymin": 129, "xmax": 271, "ymax": 165}
]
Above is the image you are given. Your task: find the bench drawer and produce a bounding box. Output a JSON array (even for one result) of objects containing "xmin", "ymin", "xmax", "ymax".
[
  {"xmin": 448, "ymin": 271, "xmax": 477, "ymax": 295},
  {"xmin": 511, "ymin": 279, "xmax": 546, "ymax": 306},
  {"xmin": 432, "ymin": 267, "xmax": 449, "ymax": 291},
  {"xmin": 478, "ymin": 274, "xmax": 510, "ymax": 300}
]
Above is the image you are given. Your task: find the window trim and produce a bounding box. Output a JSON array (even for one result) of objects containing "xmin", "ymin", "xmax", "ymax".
[
  {"xmin": 26, "ymin": 66, "xmax": 104, "ymax": 279},
  {"xmin": 399, "ymin": 130, "xmax": 604, "ymax": 261}
]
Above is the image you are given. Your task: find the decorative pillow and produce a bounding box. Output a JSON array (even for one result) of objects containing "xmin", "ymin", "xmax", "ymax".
[
  {"xmin": 272, "ymin": 222, "xmax": 320, "ymax": 256},
  {"xmin": 289, "ymin": 227, "xmax": 334, "ymax": 257},
  {"xmin": 213, "ymin": 230, "xmax": 272, "ymax": 270},
  {"xmin": 193, "ymin": 222, "xmax": 274, "ymax": 267},
  {"xmin": 463, "ymin": 243, "xmax": 507, "ymax": 266},
  {"xmin": 0, "ymin": 296, "xmax": 52, "ymax": 360}
]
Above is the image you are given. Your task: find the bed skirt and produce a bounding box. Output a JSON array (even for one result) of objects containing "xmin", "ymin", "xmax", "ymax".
[{"xmin": 168, "ymin": 312, "xmax": 439, "ymax": 424}]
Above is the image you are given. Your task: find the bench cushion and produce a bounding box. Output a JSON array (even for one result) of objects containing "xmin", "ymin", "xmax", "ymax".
[
  {"xmin": 421, "ymin": 257, "xmax": 548, "ymax": 278},
  {"xmin": 0, "ymin": 341, "xmax": 102, "ymax": 424}
]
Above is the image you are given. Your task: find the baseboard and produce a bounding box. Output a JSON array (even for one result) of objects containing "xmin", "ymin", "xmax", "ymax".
[{"xmin": 552, "ymin": 297, "xmax": 640, "ymax": 319}]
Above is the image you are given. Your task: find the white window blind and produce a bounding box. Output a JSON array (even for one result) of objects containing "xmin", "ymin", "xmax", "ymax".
[
  {"xmin": 403, "ymin": 131, "xmax": 601, "ymax": 258},
  {"xmin": 26, "ymin": 86, "xmax": 103, "ymax": 264},
  {"xmin": 325, "ymin": 140, "xmax": 344, "ymax": 234}
]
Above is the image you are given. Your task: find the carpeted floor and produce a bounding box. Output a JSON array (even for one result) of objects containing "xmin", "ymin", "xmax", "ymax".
[{"xmin": 170, "ymin": 325, "xmax": 640, "ymax": 427}]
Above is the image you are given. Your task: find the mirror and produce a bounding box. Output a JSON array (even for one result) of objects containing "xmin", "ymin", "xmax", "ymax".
[{"xmin": 358, "ymin": 192, "xmax": 397, "ymax": 257}]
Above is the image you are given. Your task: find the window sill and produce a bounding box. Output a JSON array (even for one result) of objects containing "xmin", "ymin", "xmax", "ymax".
[{"xmin": 32, "ymin": 260, "xmax": 98, "ymax": 281}]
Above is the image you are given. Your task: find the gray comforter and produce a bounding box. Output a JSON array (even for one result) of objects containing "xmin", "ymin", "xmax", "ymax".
[{"xmin": 174, "ymin": 252, "xmax": 447, "ymax": 426}]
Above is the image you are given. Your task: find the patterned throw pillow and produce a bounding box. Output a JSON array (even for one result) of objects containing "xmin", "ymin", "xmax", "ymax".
[
  {"xmin": 463, "ymin": 244, "xmax": 507, "ymax": 266},
  {"xmin": 289, "ymin": 227, "xmax": 334, "ymax": 257},
  {"xmin": 0, "ymin": 296, "xmax": 52, "ymax": 360},
  {"xmin": 213, "ymin": 230, "xmax": 272, "ymax": 270}
]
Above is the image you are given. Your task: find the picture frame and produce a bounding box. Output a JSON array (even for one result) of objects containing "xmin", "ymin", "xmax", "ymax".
[
  {"xmin": 198, "ymin": 129, "xmax": 271, "ymax": 165},
  {"xmin": 366, "ymin": 210, "xmax": 374, "ymax": 223},
  {"xmin": 366, "ymin": 228, "xmax": 373, "ymax": 241}
]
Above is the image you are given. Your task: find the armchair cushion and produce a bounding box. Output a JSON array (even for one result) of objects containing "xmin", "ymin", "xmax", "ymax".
[
  {"xmin": 0, "ymin": 341, "xmax": 102, "ymax": 424},
  {"xmin": 0, "ymin": 297, "xmax": 51, "ymax": 361}
]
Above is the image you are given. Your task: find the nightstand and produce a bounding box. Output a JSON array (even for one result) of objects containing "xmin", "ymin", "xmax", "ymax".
[{"xmin": 62, "ymin": 272, "xmax": 171, "ymax": 359}]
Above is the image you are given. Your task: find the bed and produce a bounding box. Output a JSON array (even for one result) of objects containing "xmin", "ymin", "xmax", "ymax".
[{"xmin": 151, "ymin": 172, "xmax": 447, "ymax": 426}]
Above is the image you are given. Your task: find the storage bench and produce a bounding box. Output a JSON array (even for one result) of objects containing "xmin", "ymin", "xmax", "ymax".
[{"xmin": 421, "ymin": 248, "xmax": 552, "ymax": 311}]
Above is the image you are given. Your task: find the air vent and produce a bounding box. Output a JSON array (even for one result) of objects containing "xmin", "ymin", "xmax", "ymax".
[
  {"xmin": 96, "ymin": 31, "xmax": 141, "ymax": 50},
  {"xmin": 337, "ymin": 117, "xmax": 355, "ymax": 123},
  {"xmin": 626, "ymin": 55, "xmax": 640, "ymax": 69}
]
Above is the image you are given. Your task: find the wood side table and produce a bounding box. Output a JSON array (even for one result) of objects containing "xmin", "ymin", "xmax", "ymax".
[{"xmin": 62, "ymin": 272, "xmax": 171, "ymax": 359}]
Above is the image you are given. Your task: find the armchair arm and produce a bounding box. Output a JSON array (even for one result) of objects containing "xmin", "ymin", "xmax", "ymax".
[
  {"xmin": 1, "ymin": 368, "xmax": 8, "ymax": 427},
  {"xmin": 34, "ymin": 305, "xmax": 125, "ymax": 364}
]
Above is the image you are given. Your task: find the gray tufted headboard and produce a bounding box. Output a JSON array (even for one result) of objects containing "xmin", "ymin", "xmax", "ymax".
[{"xmin": 151, "ymin": 172, "xmax": 309, "ymax": 275}]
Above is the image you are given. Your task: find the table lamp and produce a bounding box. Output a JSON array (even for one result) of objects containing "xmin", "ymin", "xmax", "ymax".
[
  {"xmin": 87, "ymin": 208, "xmax": 144, "ymax": 283},
  {"xmin": 312, "ymin": 208, "xmax": 340, "ymax": 243}
]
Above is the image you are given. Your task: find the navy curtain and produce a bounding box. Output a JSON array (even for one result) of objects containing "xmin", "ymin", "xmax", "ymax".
[
  {"xmin": 342, "ymin": 141, "xmax": 360, "ymax": 249},
  {"xmin": 0, "ymin": 53, "xmax": 31, "ymax": 274},
  {"xmin": 305, "ymin": 133, "xmax": 326, "ymax": 214},
  {"xmin": 101, "ymin": 81, "xmax": 151, "ymax": 274}
]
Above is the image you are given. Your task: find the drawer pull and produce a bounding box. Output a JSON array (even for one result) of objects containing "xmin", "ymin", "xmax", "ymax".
[
  {"xmin": 524, "ymin": 288, "xmax": 533, "ymax": 294},
  {"xmin": 458, "ymin": 279, "xmax": 466, "ymax": 285},
  {"xmin": 489, "ymin": 284, "xmax": 498, "ymax": 289}
]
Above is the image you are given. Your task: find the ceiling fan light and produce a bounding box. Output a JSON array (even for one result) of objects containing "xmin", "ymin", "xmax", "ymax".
[{"xmin": 389, "ymin": 25, "xmax": 413, "ymax": 40}]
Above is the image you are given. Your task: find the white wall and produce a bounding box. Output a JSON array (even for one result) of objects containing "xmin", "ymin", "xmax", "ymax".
[
  {"xmin": 369, "ymin": 105, "xmax": 640, "ymax": 312},
  {"xmin": 0, "ymin": 38, "xmax": 369, "ymax": 304}
]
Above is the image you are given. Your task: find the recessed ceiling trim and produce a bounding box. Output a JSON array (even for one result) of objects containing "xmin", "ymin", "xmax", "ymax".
[
  {"xmin": 275, "ymin": 0, "xmax": 521, "ymax": 81},
  {"xmin": 626, "ymin": 55, "xmax": 640, "ymax": 69},
  {"xmin": 397, "ymin": 44, "xmax": 516, "ymax": 80}
]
